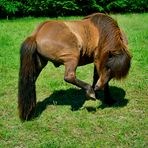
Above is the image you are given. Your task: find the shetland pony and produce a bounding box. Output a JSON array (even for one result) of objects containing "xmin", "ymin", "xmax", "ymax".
[{"xmin": 18, "ymin": 13, "xmax": 131, "ymax": 121}]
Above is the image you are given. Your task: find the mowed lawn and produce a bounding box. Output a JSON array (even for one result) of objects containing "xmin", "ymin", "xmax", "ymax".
[{"xmin": 0, "ymin": 13, "xmax": 147, "ymax": 147}]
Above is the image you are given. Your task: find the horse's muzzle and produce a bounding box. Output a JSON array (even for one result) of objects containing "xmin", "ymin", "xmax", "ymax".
[{"xmin": 94, "ymin": 84, "xmax": 104, "ymax": 91}]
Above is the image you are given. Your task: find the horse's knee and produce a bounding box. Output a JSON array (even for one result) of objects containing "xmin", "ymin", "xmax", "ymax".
[{"xmin": 64, "ymin": 72, "xmax": 75, "ymax": 84}]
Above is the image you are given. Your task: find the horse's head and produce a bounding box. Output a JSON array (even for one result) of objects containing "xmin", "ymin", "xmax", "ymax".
[
  {"xmin": 86, "ymin": 13, "xmax": 132, "ymax": 90},
  {"xmin": 95, "ymin": 49, "xmax": 131, "ymax": 91}
]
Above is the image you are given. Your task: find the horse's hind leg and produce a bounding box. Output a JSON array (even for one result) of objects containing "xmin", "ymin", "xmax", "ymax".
[
  {"xmin": 64, "ymin": 61, "xmax": 96, "ymax": 100},
  {"xmin": 36, "ymin": 54, "xmax": 47, "ymax": 79}
]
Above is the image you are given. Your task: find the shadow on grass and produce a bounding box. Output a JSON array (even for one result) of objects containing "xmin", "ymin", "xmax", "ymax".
[
  {"xmin": 97, "ymin": 86, "xmax": 129, "ymax": 109},
  {"xmin": 34, "ymin": 86, "xmax": 129, "ymax": 118}
]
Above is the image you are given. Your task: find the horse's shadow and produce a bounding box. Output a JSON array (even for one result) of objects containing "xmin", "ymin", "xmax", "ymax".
[{"xmin": 34, "ymin": 86, "xmax": 128, "ymax": 118}]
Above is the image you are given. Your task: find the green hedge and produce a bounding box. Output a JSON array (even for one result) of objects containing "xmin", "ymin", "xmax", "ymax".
[{"xmin": 0, "ymin": 0, "xmax": 148, "ymax": 18}]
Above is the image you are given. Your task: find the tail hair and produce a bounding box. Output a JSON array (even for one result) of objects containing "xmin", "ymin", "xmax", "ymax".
[{"xmin": 18, "ymin": 36, "xmax": 37, "ymax": 121}]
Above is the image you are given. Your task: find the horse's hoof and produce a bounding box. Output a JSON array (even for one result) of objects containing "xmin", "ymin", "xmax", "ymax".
[{"xmin": 86, "ymin": 92, "xmax": 96, "ymax": 100}]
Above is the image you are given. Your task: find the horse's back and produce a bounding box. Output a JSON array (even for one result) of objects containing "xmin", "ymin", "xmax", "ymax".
[
  {"xmin": 31, "ymin": 18, "xmax": 99, "ymax": 66},
  {"xmin": 36, "ymin": 20, "xmax": 79, "ymax": 47},
  {"xmin": 34, "ymin": 20, "xmax": 83, "ymax": 65}
]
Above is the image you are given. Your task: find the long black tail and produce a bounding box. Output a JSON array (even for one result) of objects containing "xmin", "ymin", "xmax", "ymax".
[{"xmin": 18, "ymin": 36, "xmax": 38, "ymax": 121}]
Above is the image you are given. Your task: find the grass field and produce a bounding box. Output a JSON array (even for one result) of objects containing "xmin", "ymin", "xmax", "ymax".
[{"xmin": 0, "ymin": 13, "xmax": 148, "ymax": 147}]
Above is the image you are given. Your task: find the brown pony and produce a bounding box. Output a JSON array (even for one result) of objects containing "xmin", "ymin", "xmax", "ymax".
[{"xmin": 18, "ymin": 13, "xmax": 131, "ymax": 121}]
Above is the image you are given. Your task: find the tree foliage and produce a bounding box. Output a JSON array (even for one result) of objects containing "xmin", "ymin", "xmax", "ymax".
[{"xmin": 0, "ymin": 0, "xmax": 148, "ymax": 18}]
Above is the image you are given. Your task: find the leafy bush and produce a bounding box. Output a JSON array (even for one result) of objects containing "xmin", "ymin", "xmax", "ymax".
[
  {"xmin": 106, "ymin": 0, "xmax": 148, "ymax": 12},
  {"xmin": 0, "ymin": 0, "xmax": 21, "ymax": 18},
  {"xmin": 75, "ymin": 0, "xmax": 104, "ymax": 15},
  {"xmin": 0, "ymin": 0, "xmax": 147, "ymax": 18}
]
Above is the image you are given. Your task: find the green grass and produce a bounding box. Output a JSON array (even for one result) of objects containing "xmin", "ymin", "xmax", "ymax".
[{"xmin": 0, "ymin": 13, "xmax": 147, "ymax": 147}]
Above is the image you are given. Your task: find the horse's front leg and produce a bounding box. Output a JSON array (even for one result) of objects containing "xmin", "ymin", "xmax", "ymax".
[
  {"xmin": 104, "ymin": 82, "xmax": 116, "ymax": 105},
  {"xmin": 92, "ymin": 65, "xmax": 99, "ymax": 89},
  {"xmin": 64, "ymin": 61, "xmax": 96, "ymax": 100},
  {"xmin": 93, "ymin": 63, "xmax": 115, "ymax": 105}
]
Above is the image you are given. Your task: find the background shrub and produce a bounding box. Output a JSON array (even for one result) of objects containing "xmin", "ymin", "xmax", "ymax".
[{"xmin": 0, "ymin": 0, "xmax": 148, "ymax": 18}]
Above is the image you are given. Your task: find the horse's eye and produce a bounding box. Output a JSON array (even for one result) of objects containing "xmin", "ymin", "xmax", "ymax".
[
  {"xmin": 108, "ymin": 54, "xmax": 113, "ymax": 59},
  {"xmin": 106, "ymin": 64, "xmax": 110, "ymax": 70}
]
